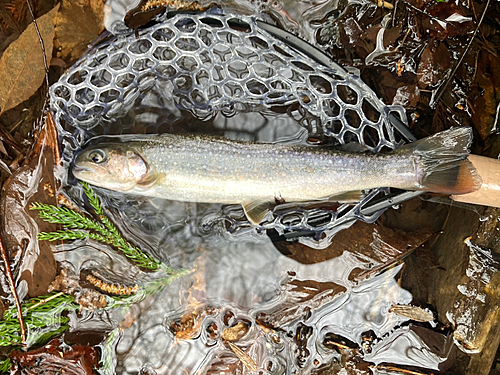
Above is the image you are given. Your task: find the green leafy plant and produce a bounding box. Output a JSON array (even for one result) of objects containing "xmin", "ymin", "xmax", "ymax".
[
  {"xmin": 7, "ymin": 182, "xmax": 191, "ymax": 371},
  {"xmin": 0, "ymin": 293, "xmax": 79, "ymax": 369},
  {"xmin": 30, "ymin": 181, "xmax": 191, "ymax": 295},
  {"xmin": 30, "ymin": 181, "xmax": 191, "ymax": 299},
  {"xmin": 30, "ymin": 182, "xmax": 162, "ymax": 271}
]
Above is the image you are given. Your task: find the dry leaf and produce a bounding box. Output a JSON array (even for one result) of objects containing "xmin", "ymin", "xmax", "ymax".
[
  {"xmin": 227, "ymin": 342, "xmax": 257, "ymax": 372},
  {"xmin": 389, "ymin": 305, "xmax": 434, "ymax": 322},
  {"xmin": 54, "ymin": 0, "xmax": 104, "ymax": 61},
  {"xmin": 0, "ymin": 4, "xmax": 59, "ymax": 116}
]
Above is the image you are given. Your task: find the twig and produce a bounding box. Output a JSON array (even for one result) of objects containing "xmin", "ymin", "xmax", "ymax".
[
  {"xmin": 26, "ymin": 291, "xmax": 64, "ymax": 312},
  {"xmin": 9, "ymin": 109, "xmax": 31, "ymax": 134},
  {"xmin": 0, "ymin": 133, "xmax": 21, "ymax": 152},
  {"xmin": 376, "ymin": 365, "xmax": 428, "ymax": 375},
  {"xmin": 0, "ymin": 119, "xmax": 22, "ymax": 151},
  {"xmin": 26, "ymin": 0, "xmax": 49, "ymax": 88},
  {"xmin": 402, "ymin": 1, "xmax": 458, "ymax": 30},
  {"xmin": 429, "ymin": 0, "xmax": 490, "ymax": 108},
  {"xmin": 0, "ymin": 235, "xmax": 26, "ymax": 348},
  {"xmin": 467, "ymin": 0, "xmax": 492, "ymax": 52}
]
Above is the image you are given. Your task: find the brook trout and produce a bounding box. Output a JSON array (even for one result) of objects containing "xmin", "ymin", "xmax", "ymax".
[{"xmin": 73, "ymin": 127, "xmax": 482, "ymax": 224}]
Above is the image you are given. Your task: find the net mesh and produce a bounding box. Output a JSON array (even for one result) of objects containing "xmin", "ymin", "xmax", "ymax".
[{"xmin": 49, "ymin": 10, "xmax": 410, "ymax": 248}]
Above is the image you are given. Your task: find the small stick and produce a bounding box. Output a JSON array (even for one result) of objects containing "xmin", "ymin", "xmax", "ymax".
[
  {"xmin": 26, "ymin": 0, "xmax": 50, "ymax": 88},
  {"xmin": 0, "ymin": 6, "xmax": 54, "ymax": 337},
  {"xmin": 0, "ymin": 235, "xmax": 26, "ymax": 348},
  {"xmin": 26, "ymin": 291, "xmax": 65, "ymax": 312},
  {"xmin": 9, "ymin": 109, "xmax": 31, "ymax": 134}
]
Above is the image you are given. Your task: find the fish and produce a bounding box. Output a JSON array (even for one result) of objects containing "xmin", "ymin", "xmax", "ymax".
[{"xmin": 72, "ymin": 127, "xmax": 482, "ymax": 225}]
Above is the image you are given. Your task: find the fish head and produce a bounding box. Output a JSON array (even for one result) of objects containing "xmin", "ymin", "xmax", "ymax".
[{"xmin": 73, "ymin": 143, "xmax": 149, "ymax": 191}]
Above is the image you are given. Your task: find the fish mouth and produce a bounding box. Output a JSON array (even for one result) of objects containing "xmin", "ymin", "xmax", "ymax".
[
  {"xmin": 71, "ymin": 163, "xmax": 102, "ymax": 183},
  {"xmin": 71, "ymin": 164, "xmax": 93, "ymax": 175}
]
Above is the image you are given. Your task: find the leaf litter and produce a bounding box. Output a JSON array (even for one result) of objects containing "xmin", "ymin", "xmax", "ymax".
[
  {"xmin": 0, "ymin": 4, "xmax": 58, "ymax": 116},
  {"xmin": 53, "ymin": 0, "xmax": 104, "ymax": 63}
]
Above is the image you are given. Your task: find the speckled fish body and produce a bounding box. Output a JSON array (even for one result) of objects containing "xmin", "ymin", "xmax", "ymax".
[
  {"xmin": 130, "ymin": 135, "xmax": 416, "ymax": 202},
  {"xmin": 73, "ymin": 128, "xmax": 481, "ymax": 223},
  {"xmin": 74, "ymin": 134, "xmax": 413, "ymax": 201}
]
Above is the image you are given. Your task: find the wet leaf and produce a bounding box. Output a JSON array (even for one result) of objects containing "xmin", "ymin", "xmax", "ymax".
[
  {"xmin": 256, "ymin": 277, "xmax": 347, "ymax": 327},
  {"xmin": 54, "ymin": 0, "xmax": 104, "ymax": 61},
  {"xmin": 389, "ymin": 304, "xmax": 434, "ymax": 322},
  {"xmin": 9, "ymin": 338, "xmax": 99, "ymax": 374},
  {"xmin": 222, "ymin": 321, "xmax": 249, "ymax": 342},
  {"xmin": 0, "ymin": 5, "xmax": 58, "ymax": 116},
  {"xmin": 417, "ymin": 46, "xmax": 437, "ymax": 89},
  {"xmin": 227, "ymin": 341, "xmax": 257, "ymax": 372},
  {"xmin": 271, "ymin": 220, "xmax": 433, "ymax": 281},
  {"xmin": 470, "ymin": 52, "xmax": 500, "ymax": 139},
  {"xmin": 0, "ymin": 113, "xmax": 60, "ymax": 297},
  {"xmin": 392, "ymin": 84, "xmax": 420, "ymax": 107}
]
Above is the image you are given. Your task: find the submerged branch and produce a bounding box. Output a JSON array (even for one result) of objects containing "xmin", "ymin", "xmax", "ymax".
[{"xmin": 0, "ymin": 234, "xmax": 26, "ymax": 349}]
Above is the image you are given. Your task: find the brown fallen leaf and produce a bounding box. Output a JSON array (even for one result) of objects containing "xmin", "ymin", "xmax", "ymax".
[
  {"xmin": 227, "ymin": 341, "xmax": 258, "ymax": 372},
  {"xmin": 9, "ymin": 338, "xmax": 99, "ymax": 375},
  {"xmin": 0, "ymin": 112, "xmax": 60, "ymax": 297},
  {"xmin": 470, "ymin": 52, "xmax": 500, "ymax": 139},
  {"xmin": 222, "ymin": 321, "xmax": 249, "ymax": 342},
  {"xmin": 271, "ymin": 220, "xmax": 433, "ymax": 282},
  {"xmin": 54, "ymin": 0, "xmax": 104, "ymax": 62},
  {"xmin": 389, "ymin": 304, "xmax": 434, "ymax": 322},
  {"xmin": 255, "ymin": 278, "xmax": 347, "ymax": 328},
  {"xmin": 0, "ymin": 4, "xmax": 59, "ymax": 116}
]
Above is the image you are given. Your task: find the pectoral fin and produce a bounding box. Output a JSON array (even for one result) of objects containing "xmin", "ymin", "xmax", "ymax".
[
  {"xmin": 328, "ymin": 190, "xmax": 364, "ymax": 203},
  {"xmin": 137, "ymin": 173, "xmax": 162, "ymax": 188},
  {"xmin": 242, "ymin": 199, "xmax": 273, "ymax": 225}
]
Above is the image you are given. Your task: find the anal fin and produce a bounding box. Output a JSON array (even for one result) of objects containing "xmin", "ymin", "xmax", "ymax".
[{"xmin": 242, "ymin": 199, "xmax": 273, "ymax": 225}]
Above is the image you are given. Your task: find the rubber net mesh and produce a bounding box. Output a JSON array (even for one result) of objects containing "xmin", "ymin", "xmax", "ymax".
[{"xmin": 49, "ymin": 10, "xmax": 409, "ymax": 248}]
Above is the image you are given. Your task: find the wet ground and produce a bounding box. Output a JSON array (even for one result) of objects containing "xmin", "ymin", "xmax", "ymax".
[{"xmin": 1, "ymin": 0, "xmax": 500, "ymax": 374}]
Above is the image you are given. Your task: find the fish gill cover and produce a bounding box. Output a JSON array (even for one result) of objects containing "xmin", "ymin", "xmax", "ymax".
[{"xmin": 49, "ymin": 9, "xmax": 412, "ymax": 248}]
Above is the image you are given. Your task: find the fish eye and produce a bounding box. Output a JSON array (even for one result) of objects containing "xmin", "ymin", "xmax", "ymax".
[{"xmin": 89, "ymin": 149, "xmax": 106, "ymax": 164}]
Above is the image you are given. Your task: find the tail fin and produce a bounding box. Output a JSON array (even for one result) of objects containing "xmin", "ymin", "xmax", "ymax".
[{"xmin": 400, "ymin": 127, "xmax": 482, "ymax": 195}]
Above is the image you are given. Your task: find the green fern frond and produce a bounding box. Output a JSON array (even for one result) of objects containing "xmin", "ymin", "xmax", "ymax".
[
  {"xmin": 31, "ymin": 203, "xmax": 104, "ymax": 232},
  {"xmin": 0, "ymin": 293, "xmax": 78, "ymax": 349},
  {"xmin": 37, "ymin": 230, "xmax": 90, "ymax": 242},
  {"xmin": 81, "ymin": 181, "xmax": 103, "ymax": 215},
  {"xmin": 142, "ymin": 267, "xmax": 191, "ymax": 295},
  {"xmin": 33, "ymin": 182, "xmax": 163, "ymax": 271}
]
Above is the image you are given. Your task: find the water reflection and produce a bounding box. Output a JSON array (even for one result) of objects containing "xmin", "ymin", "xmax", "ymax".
[{"xmin": 40, "ymin": 0, "xmax": 467, "ymax": 373}]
